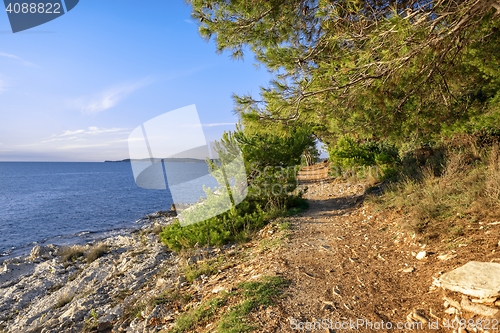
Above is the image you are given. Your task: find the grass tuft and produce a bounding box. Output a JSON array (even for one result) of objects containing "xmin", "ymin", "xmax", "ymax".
[
  {"xmin": 171, "ymin": 295, "xmax": 228, "ymax": 333},
  {"xmin": 84, "ymin": 242, "xmax": 109, "ymax": 264},
  {"xmin": 170, "ymin": 276, "xmax": 289, "ymax": 333},
  {"xmin": 58, "ymin": 245, "xmax": 86, "ymax": 263},
  {"xmin": 58, "ymin": 243, "xmax": 108, "ymax": 264}
]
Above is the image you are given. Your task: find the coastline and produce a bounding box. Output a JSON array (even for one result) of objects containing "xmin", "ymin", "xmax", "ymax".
[
  {"xmin": 0, "ymin": 207, "xmax": 284, "ymax": 333},
  {"xmin": 0, "ymin": 211, "xmax": 179, "ymax": 332},
  {"xmin": 0, "ymin": 211, "xmax": 175, "ymax": 263}
]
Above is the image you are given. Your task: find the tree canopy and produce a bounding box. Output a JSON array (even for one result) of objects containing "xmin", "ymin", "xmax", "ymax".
[{"xmin": 188, "ymin": 0, "xmax": 500, "ymax": 146}]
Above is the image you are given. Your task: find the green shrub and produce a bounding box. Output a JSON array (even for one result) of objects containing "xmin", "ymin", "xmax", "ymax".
[
  {"xmin": 160, "ymin": 201, "xmax": 288, "ymax": 252},
  {"xmin": 160, "ymin": 127, "xmax": 309, "ymax": 252},
  {"xmin": 328, "ymin": 136, "xmax": 400, "ymax": 180}
]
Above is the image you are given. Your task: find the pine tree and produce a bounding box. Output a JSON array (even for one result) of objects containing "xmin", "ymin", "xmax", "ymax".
[{"xmin": 188, "ymin": 0, "xmax": 500, "ymax": 145}]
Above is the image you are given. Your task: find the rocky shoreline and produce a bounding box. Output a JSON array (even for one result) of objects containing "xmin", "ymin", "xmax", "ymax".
[{"xmin": 0, "ymin": 212, "xmax": 185, "ymax": 333}]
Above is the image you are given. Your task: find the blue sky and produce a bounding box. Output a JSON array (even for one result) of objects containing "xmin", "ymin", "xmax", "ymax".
[{"xmin": 0, "ymin": 1, "xmax": 271, "ymax": 161}]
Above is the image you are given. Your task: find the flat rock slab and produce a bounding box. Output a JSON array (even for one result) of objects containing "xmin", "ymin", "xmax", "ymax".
[{"xmin": 437, "ymin": 261, "xmax": 500, "ymax": 299}]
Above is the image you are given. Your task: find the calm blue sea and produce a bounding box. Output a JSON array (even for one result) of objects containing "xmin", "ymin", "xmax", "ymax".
[{"xmin": 0, "ymin": 162, "xmax": 211, "ymax": 258}]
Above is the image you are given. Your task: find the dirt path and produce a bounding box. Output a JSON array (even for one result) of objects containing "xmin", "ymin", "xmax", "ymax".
[{"xmin": 251, "ymin": 164, "xmax": 477, "ymax": 333}]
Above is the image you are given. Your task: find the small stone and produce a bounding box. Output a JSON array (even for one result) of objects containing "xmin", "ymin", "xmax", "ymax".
[
  {"xmin": 415, "ymin": 251, "xmax": 427, "ymax": 260},
  {"xmin": 403, "ymin": 267, "xmax": 415, "ymax": 273},
  {"xmin": 438, "ymin": 253, "xmax": 457, "ymax": 261},
  {"xmin": 461, "ymin": 296, "xmax": 499, "ymax": 317},
  {"xmin": 407, "ymin": 309, "xmax": 428, "ymax": 324},
  {"xmin": 471, "ymin": 297, "xmax": 497, "ymax": 304},
  {"xmin": 30, "ymin": 245, "xmax": 56, "ymax": 260},
  {"xmin": 444, "ymin": 296, "xmax": 461, "ymax": 310},
  {"xmin": 97, "ymin": 319, "xmax": 113, "ymax": 332},
  {"xmin": 212, "ymin": 286, "xmax": 226, "ymax": 294},
  {"xmin": 322, "ymin": 300, "xmax": 335, "ymax": 311},
  {"xmin": 156, "ymin": 277, "xmax": 166, "ymax": 288},
  {"xmin": 343, "ymin": 303, "xmax": 353, "ymax": 310},
  {"xmin": 444, "ymin": 307, "xmax": 458, "ymax": 315}
]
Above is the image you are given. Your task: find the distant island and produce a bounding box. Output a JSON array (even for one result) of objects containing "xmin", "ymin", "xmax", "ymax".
[{"xmin": 104, "ymin": 158, "xmax": 208, "ymax": 163}]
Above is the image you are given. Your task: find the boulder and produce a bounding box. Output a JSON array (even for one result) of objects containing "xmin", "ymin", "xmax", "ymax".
[
  {"xmin": 436, "ymin": 261, "xmax": 500, "ymax": 299},
  {"xmin": 30, "ymin": 245, "xmax": 56, "ymax": 260}
]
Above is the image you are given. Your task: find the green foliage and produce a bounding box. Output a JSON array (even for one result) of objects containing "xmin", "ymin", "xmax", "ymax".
[
  {"xmin": 188, "ymin": 0, "xmax": 500, "ymax": 149},
  {"xmin": 217, "ymin": 276, "xmax": 289, "ymax": 333},
  {"xmin": 234, "ymin": 123, "xmax": 313, "ymax": 209},
  {"xmin": 161, "ymin": 203, "xmax": 278, "ymax": 252},
  {"xmin": 170, "ymin": 275, "xmax": 289, "ymax": 333},
  {"xmin": 328, "ymin": 136, "xmax": 400, "ymax": 180},
  {"xmin": 160, "ymin": 122, "xmax": 310, "ymax": 252},
  {"xmin": 171, "ymin": 295, "xmax": 228, "ymax": 333}
]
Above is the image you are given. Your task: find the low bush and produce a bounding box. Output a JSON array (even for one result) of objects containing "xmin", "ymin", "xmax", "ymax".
[
  {"xmin": 160, "ymin": 197, "xmax": 305, "ymax": 252},
  {"xmin": 58, "ymin": 245, "xmax": 86, "ymax": 263},
  {"xmin": 160, "ymin": 127, "xmax": 309, "ymax": 252},
  {"xmin": 328, "ymin": 136, "xmax": 400, "ymax": 181}
]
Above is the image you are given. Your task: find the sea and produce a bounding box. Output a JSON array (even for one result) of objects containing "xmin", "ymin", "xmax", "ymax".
[{"xmin": 0, "ymin": 161, "xmax": 212, "ymax": 259}]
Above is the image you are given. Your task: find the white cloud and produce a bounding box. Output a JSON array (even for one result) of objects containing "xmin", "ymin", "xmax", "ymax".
[
  {"xmin": 56, "ymin": 137, "xmax": 132, "ymax": 150},
  {"xmin": 202, "ymin": 123, "xmax": 236, "ymax": 127},
  {"xmin": 41, "ymin": 127, "xmax": 129, "ymax": 143},
  {"xmin": 57, "ymin": 142, "xmax": 111, "ymax": 150},
  {"xmin": 73, "ymin": 79, "xmax": 152, "ymax": 114},
  {"xmin": 184, "ymin": 19, "xmax": 195, "ymax": 24},
  {"xmin": 0, "ymin": 52, "xmax": 36, "ymax": 67}
]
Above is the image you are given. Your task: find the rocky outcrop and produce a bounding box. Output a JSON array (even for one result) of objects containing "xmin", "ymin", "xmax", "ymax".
[
  {"xmin": 0, "ymin": 217, "xmax": 182, "ymax": 333},
  {"xmin": 0, "ymin": 210, "xmax": 280, "ymax": 333}
]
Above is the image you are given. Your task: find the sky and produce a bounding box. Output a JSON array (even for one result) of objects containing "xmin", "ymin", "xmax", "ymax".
[{"xmin": 0, "ymin": 1, "xmax": 272, "ymax": 162}]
